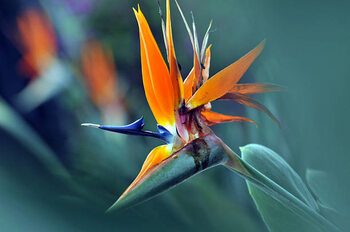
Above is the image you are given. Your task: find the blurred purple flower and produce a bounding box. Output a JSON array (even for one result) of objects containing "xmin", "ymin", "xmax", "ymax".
[{"xmin": 58, "ymin": 0, "xmax": 95, "ymax": 14}]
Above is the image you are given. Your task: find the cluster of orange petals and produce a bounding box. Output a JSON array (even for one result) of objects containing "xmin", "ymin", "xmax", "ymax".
[
  {"xmin": 16, "ymin": 9, "xmax": 57, "ymax": 79},
  {"xmin": 133, "ymin": 1, "xmax": 280, "ymax": 133}
]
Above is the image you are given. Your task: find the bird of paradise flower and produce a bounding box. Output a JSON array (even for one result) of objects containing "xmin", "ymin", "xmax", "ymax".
[{"xmin": 82, "ymin": 0, "xmax": 282, "ymax": 210}]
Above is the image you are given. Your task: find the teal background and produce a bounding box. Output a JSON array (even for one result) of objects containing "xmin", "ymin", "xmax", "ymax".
[{"xmin": 0, "ymin": 0, "xmax": 349, "ymax": 231}]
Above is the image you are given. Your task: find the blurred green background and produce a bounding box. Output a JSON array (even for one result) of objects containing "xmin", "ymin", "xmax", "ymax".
[{"xmin": 0, "ymin": 0, "xmax": 349, "ymax": 231}]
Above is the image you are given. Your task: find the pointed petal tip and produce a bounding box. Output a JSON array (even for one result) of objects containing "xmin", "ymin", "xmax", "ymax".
[
  {"xmin": 257, "ymin": 39, "xmax": 266, "ymax": 52},
  {"xmin": 132, "ymin": 4, "xmax": 141, "ymax": 15},
  {"xmin": 239, "ymin": 146, "xmax": 246, "ymax": 153},
  {"xmin": 255, "ymin": 39, "xmax": 266, "ymax": 54},
  {"xmin": 105, "ymin": 195, "xmax": 127, "ymax": 213},
  {"xmin": 132, "ymin": 7, "xmax": 138, "ymax": 16},
  {"xmin": 81, "ymin": 123, "xmax": 100, "ymax": 128},
  {"xmin": 187, "ymin": 39, "xmax": 267, "ymax": 110}
]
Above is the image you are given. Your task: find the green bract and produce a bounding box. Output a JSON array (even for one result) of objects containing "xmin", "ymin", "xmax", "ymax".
[{"xmin": 241, "ymin": 144, "xmax": 318, "ymax": 231}]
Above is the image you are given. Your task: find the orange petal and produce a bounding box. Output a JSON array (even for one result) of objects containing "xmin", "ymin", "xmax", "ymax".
[
  {"xmin": 201, "ymin": 110, "xmax": 257, "ymax": 126},
  {"xmin": 230, "ymin": 83, "xmax": 284, "ymax": 95},
  {"xmin": 119, "ymin": 145, "xmax": 172, "ymax": 198},
  {"xmin": 193, "ymin": 49, "xmax": 202, "ymax": 90},
  {"xmin": 184, "ymin": 45, "xmax": 212, "ymax": 103},
  {"xmin": 220, "ymin": 92, "xmax": 280, "ymax": 126},
  {"xmin": 202, "ymin": 45, "xmax": 212, "ymax": 83},
  {"xmin": 183, "ymin": 68, "xmax": 194, "ymax": 102},
  {"xmin": 187, "ymin": 40, "xmax": 265, "ymax": 110},
  {"xmin": 182, "ymin": 43, "xmax": 202, "ymax": 104},
  {"xmin": 183, "ymin": 46, "xmax": 202, "ymax": 104},
  {"xmin": 134, "ymin": 7, "xmax": 175, "ymax": 131},
  {"xmin": 166, "ymin": 0, "xmax": 184, "ymax": 108}
]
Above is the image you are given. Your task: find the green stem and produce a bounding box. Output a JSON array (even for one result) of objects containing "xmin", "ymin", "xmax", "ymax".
[{"xmin": 221, "ymin": 143, "xmax": 342, "ymax": 232}]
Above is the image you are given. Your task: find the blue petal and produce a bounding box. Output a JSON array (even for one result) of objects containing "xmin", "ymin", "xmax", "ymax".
[
  {"xmin": 99, "ymin": 116, "xmax": 145, "ymax": 134},
  {"xmin": 84, "ymin": 116, "xmax": 173, "ymax": 143},
  {"xmin": 157, "ymin": 125, "xmax": 173, "ymax": 142}
]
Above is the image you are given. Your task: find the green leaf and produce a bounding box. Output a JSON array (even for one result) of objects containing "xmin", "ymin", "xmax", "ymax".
[
  {"xmin": 306, "ymin": 169, "xmax": 342, "ymax": 212},
  {"xmin": 0, "ymin": 97, "xmax": 70, "ymax": 180},
  {"xmin": 306, "ymin": 169, "xmax": 348, "ymax": 229},
  {"xmin": 241, "ymin": 144, "xmax": 319, "ymax": 232}
]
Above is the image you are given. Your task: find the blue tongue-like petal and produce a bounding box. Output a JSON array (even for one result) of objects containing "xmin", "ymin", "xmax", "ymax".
[
  {"xmin": 81, "ymin": 116, "xmax": 173, "ymax": 143},
  {"xmin": 99, "ymin": 116, "xmax": 145, "ymax": 135},
  {"xmin": 156, "ymin": 125, "xmax": 173, "ymax": 141}
]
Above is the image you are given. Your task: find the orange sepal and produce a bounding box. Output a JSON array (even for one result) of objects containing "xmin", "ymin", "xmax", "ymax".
[
  {"xmin": 230, "ymin": 83, "xmax": 284, "ymax": 95},
  {"xmin": 183, "ymin": 68, "xmax": 194, "ymax": 102},
  {"xmin": 187, "ymin": 40, "xmax": 265, "ymax": 110},
  {"xmin": 202, "ymin": 45, "xmax": 212, "ymax": 83},
  {"xmin": 166, "ymin": 0, "xmax": 184, "ymax": 108},
  {"xmin": 184, "ymin": 45, "xmax": 212, "ymax": 103},
  {"xmin": 201, "ymin": 110, "xmax": 257, "ymax": 126},
  {"xmin": 119, "ymin": 145, "xmax": 172, "ymax": 198},
  {"xmin": 193, "ymin": 49, "xmax": 202, "ymax": 91},
  {"xmin": 134, "ymin": 7, "xmax": 175, "ymax": 130},
  {"xmin": 183, "ymin": 50, "xmax": 202, "ymax": 104}
]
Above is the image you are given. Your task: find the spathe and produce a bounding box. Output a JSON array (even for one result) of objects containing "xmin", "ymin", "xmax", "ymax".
[{"xmin": 107, "ymin": 133, "xmax": 228, "ymax": 212}]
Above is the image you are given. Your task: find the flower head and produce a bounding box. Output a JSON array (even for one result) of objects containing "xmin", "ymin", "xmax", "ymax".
[{"xmin": 83, "ymin": 0, "xmax": 281, "ymax": 210}]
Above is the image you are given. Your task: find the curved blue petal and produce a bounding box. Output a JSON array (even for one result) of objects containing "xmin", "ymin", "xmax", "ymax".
[
  {"xmin": 99, "ymin": 116, "xmax": 145, "ymax": 134},
  {"xmin": 157, "ymin": 125, "xmax": 173, "ymax": 142},
  {"xmin": 83, "ymin": 116, "xmax": 173, "ymax": 143}
]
